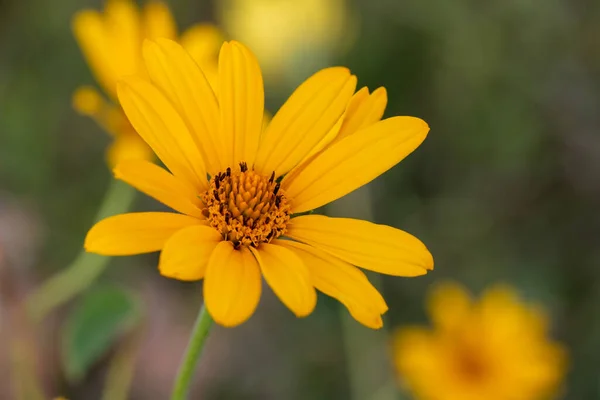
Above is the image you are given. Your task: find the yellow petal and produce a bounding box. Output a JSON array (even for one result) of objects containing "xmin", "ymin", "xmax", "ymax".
[
  {"xmin": 285, "ymin": 114, "xmax": 344, "ymax": 187},
  {"xmin": 254, "ymin": 67, "xmax": 357, "ymax": 177},
  {"xmin": 180, "ymin": 24, "xmax": 223, "ymax": 92},
  {"xmin": 218, "ymin": 41, "xmax": 264, "ymax": 167},
  {"xmin": 117, "ymin": 77, "xmax": 208, "ymax": 190},
  {"xmin": 283, "ymin": 116, "xmax": 429, "ymax": 213},
  {"xmin": 203, "ymin": 242, "xmax": 262, "ymax": 327},
  {"xmin": 85, "ymin": 212, "xmax": 202, "ymax": 255},
  {"xmin": 106, "ymin": 133, "xmax": 154, "ymax": 168},
  {"xmin": 104, "ymin": 0, "xmax": 142, "ymax": 79},
  {"xmin": 335, "ymin": 86, "xmax": 387, "ymax": 142},
  {"xmin": 392, "ymin": 326, "xmax": 441, "ymax": 393},
  {"xmin": 142, "ymin": 1, "xmax": 176, "ymax": 40},
  {"xmin": 114, "ymin": 160, "xmax": 204, "ymax": 218},
  {"xmin": 282, "ymin": 86, "xmax": 386, "ymax": 184},
  {"xmin": 72, "ymin": 86, "xmax": 104, "ymax": 116},
  {"xmin": 478, "ymin": 285, "xmax": 539, "ymax": 342},
  {"xmin": 298, "ymin": 113, "xmax": 344, "ymax": 166},
  {"xmin": 425, "ymin": 282, "xmax": 472, "ymax": 332},
  {"xmin": 142, "ymin": 39, "xmax": 223, "ymax": 174},
  {"xmin": 72, "ymin": 10, "xmax": 116, "ymax": 98},
  {"xmin": 280, "ymin": 112, "xmax": 344, "ymax": 187},
  {"xmin": 279, "ymin": 240, "xmax": 387, "ymax": 329},
  {"xmin": 345, "ymin": 303, "xmax": 385, "ymax": 330},
  {"xmin": 286, "ymin": 215, "xmax": 433, "ymax": 276},
  {"xmin": 158, "ymin": 225, "xmax": 222, "ymax": 281},
  {"xmin": 249, "ymin": 243, "xmax": 316, "ymax": 317}
]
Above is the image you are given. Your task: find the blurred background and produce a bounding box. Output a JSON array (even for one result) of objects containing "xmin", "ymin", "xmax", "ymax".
[{"xmin": 1, "ymin": 0, "xmax": 599, "ymax": 398}]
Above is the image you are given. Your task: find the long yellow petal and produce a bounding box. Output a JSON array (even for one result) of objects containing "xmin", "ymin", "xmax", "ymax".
[
  {"xmin": 158, "ymin": 225, "xmax": 222, "ymax": 281},
  {"xmin": 279, "ymin": 240, "xmax": 387, "ymax": 329},
  {"xmin": 335, "ymin": 86, "xmax": 387, "ymax": 142},
  {"xmin": 282, "ymin": 86, "xmax": 386, "ymax": 184},
  {"xmin": 104, "ymin": 0, "xmax": 141, "ymax": 79},
  {"xmin": 142, "ymin": 1, "xmax": 176, "ymax": 40},
  {"xmin": 218, "ymin": 41, "xmax": 264, "ymax": 168},
  {"xmin": 254, "ymin": 67, "xmax": 357, "ymax": 177},
  {"xmin": 298, "ymin": 113, "xmax": 344, "ymax": 166},
  {"xmin": 249, "ymin": 243, "xmax": 316, "ymax": 317},
  {"xmin": 85, "ymin": 212, "xmax": 202, "ymax": 255},
  {"xmin": 283, "ymin": 116, "xmax": 429, "ymax": 213},
  {"xmin": 286, "ymin": 215, "xmax": 433, "ymax": 276},
  {"xmin": 117, "ymin": 77, "xmax": 208, "ymax": 190},
  {"xmin": 72, "ymin": 10, "xmax": 116, "ymax": 98},
  {"xmin": 142, "ymin": 39, "xmax": 223, "ymax": 174},
  {"xmin": 114, "ymin": 160, "xmax": 205, "ymax": 218},
  {"xmin": 180, "ymin": 24, "xmax": 223, "ymax": 92},
  {"xmin": 203, "ymin": 242, "xmax": 262, "ymax": 327}
]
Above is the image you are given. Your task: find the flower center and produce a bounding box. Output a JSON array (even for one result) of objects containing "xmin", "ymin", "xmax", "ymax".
[
  {"xmin": 201, "ymin": 162, "xmax": 291, "ymax": 248},
  {"xmin": 454, "ymin": 342, "xmax": 489, "ymax": 383}
]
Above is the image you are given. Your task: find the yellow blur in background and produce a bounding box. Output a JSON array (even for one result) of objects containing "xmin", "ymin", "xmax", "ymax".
[
  {"xmin": 218, "ymin": 0, "xmax": 355, "ymax": 82},
  {"xmin": 394, "ymin": 283, "xmax": 566, "ymax": 400}
]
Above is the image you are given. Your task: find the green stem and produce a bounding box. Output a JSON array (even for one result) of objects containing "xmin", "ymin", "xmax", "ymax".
[
  {"xmin": 26, "ymin": 180, "xmax": 136, "ymax": 323},
  {"xmin": 170, "ymin": 303, "xmax": 213, "ymax": 400}
]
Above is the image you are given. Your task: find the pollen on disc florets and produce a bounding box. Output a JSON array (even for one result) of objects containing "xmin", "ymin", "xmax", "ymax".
[{"xmin": 201, "ymin": 162, "xmax": 291, "ymax": 248}]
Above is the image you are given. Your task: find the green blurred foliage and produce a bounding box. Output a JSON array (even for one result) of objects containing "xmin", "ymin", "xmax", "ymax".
[
  {"xmin": 61, "ymin": 286, "xmax": 141, "ymax": 382},
  {"xmin": 1, "ymin": 0, "xmax": 599, "ymax": 399}
]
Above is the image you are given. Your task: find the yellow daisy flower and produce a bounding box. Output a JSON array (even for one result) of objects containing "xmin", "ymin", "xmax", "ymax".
[
  {"xmin": 393, "ymin": 283, "xmax": 567, "ymax": 400},
  {"xmin": 72, "ymin": 0, "xmax": 223, "ymax": 167},
  {"xmin": 84, "ymin": 39, "xmax": 433, "ymax": 328}
]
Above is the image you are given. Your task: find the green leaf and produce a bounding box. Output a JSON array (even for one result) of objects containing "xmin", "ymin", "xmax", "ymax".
[{"xmin": 61, "ymin": 286, "xmax": 142, "ymax": 383}]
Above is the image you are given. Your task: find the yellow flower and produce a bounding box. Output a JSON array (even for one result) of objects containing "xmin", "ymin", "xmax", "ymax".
[
  {"xmin": 72, "ymin": 0, "xmax": 223, "ymax": 167},
  {"xmin": 393, "ymin": 283, "xmax": 567, "ymax": 400},
  {"xmin": 84, "ymin": 39, "xmax": 433, "ymax": 328},
  {"xmin": 218, "ymin": 0, "xmax": 353, "ymax": 79}
]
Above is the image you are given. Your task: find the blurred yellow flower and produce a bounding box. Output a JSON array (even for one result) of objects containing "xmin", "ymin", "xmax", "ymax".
[
  {"xmin": 218, "ymin": 0, "xmax": 354, "ymax": 80},
  {"xmin": 394, "ymin": 283, "xmax": 567, "ymax": 400},
  {"xmin": 84, "ymin": 39, "xmax": 432, "ymax": 328},
  {"xmin": 72, "ymin": 0, "xmax": 223, "ymax": 167}
]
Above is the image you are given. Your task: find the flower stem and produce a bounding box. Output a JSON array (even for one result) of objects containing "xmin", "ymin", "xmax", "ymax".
[
  {"xmin": 26, "ymin": 180, "xmax": 136, "ymax": 323},
  {"xmin": 170, "ymin": 303, "xmax": 213, "ymax": 400}
]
